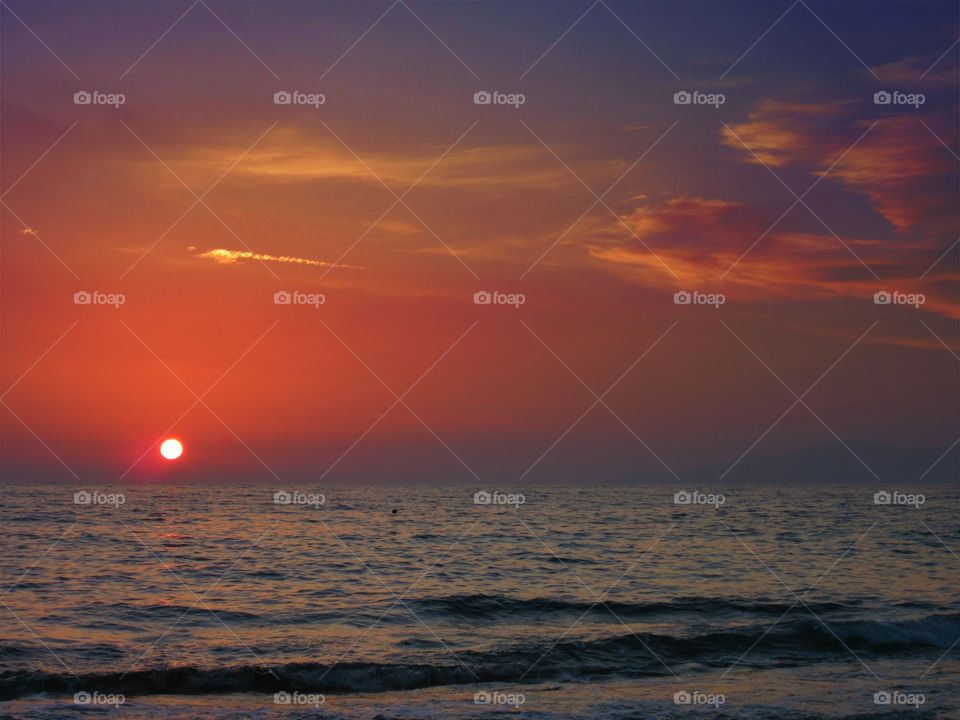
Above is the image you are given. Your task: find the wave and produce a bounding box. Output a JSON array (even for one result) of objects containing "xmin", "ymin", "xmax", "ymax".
[
  {"xmin": 409, "ymin": 593, "xmax": 855, "ymax": 620},
  {"xmin": 2, "ymin": 614, "xmax": 955, "ymax": 700}
]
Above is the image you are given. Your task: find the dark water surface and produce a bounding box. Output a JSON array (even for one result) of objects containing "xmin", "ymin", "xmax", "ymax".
[{"xmin": 1, "ymin": 484, "xmax": 957, "ymax": 718}]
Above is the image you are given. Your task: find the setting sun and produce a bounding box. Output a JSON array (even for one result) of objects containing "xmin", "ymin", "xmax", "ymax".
[{"xmin": 160, "ymin": 438, "xmax": 183, "ymax": 461}]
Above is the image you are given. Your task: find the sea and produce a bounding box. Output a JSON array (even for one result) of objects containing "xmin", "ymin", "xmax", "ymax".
[{"xmin": 0, "ymin": 484, "xmax": 957, "ymax": 719}]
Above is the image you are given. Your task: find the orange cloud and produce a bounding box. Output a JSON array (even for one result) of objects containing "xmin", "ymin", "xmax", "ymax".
[
  {"xmin": 196, "ymin": 247, "xmax": 362, "ymax": 269},
  {"xmin": 722, "ymin": 100, "xmax": 957, "ymax": 236}
]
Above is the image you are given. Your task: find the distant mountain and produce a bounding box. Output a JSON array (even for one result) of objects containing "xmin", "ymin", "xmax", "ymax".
[{"xmin": 659, "ymin": 441, "xmax": 959, "ymax": 485}]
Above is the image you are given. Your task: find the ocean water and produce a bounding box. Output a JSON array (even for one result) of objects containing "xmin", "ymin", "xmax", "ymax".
[{"xmin": 0, "ymin": 484, "xmax": 957, "ymax": 719}]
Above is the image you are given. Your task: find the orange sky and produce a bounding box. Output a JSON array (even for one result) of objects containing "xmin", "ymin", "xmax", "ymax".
[{"xmin": 2, "ymin": 0, "xmax": 958, "ymax": 483}]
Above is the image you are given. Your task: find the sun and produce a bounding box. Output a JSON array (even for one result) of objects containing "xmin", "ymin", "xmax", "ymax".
[{"xmin": 160, "ymin": 438, "xmax": 184, "ymax": 461}]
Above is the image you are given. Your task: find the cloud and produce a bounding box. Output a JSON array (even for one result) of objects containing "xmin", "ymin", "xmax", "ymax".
[
  {"xmin": 721, "ymin": 99, "xmax": 957, "ymax": 236},
  {"xmin": 195, "ymin": 248, "xmax": 362, "ymax": 269},
  {"xmin": 173, "ymin": 126, "xmax": 571, "ymax": 190},
  {"xmin": 585, "ymin": 195, "xmax": 958, "ymax": 320}
]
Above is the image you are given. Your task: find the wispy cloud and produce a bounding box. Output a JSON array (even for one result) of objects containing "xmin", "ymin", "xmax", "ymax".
[{"xmin": 196, "ymin": 248, "xmax": 362, "ymax": 269}]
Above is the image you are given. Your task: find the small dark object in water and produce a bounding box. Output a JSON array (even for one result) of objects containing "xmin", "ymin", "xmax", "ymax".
[{"xmin": 391, "ymin": 508, "xmax": 398, "ymax": 514}]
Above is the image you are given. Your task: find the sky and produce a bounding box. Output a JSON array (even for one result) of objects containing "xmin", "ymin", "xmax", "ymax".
[{"xmin": 1, "ymin": 0, "xmax": 958, "ymax": 484}]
